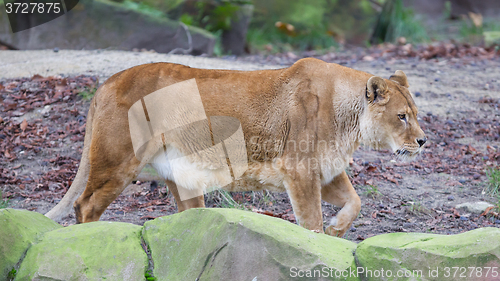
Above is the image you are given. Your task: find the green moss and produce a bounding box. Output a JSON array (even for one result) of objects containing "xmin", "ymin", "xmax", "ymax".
[
  {"xmin": 15, "ymin": 222, "xmax": 148, "ymax": 281},
  {"xmin": 356, "ymin": 228, "xmax": 500, "ymax": 280},
  {"xmin": 143, "ymin": 208, "xmax": 358, "ymax": 280},
  {"xmin": 0, "ymin": 209, "xmax": 61, "ymax": 281}
]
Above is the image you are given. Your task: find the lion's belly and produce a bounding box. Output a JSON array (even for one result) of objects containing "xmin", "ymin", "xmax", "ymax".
[{"xmin": 150, "ymin": 147, "xmax": 287, "ymax": 193}]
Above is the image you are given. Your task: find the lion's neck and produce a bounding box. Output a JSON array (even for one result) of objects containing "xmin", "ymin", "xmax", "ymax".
[{"xmin": 331, "ymin": 93, "xmax": 364, "ymax": 157}]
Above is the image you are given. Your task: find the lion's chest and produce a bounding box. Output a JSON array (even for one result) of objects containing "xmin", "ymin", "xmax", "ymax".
[
  {"xmin": 150, "ymin": 146, "xmax": 287, "ymax": 193},
  {"xmin": 149, "ymin": 143, "xmax": 349, "ymax": 194}
]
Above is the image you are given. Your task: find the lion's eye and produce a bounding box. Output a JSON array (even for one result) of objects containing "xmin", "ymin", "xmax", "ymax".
[{"xmin": 398, "ymin": 114, "xmax": 406, "ymax": 121}]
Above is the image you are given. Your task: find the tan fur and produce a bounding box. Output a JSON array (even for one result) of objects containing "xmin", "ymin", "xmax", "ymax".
[{"xmin": 45, "ymin": 58, "xmax": 426, "ymax": 237}]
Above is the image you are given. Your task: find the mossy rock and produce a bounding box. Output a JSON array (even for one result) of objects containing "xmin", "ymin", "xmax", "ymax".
[
  {"xmin": 0, "ymin": 208, "xmax": 62, "ymax": 281},
  {"xmin": 0, "ymin": 0, "xmax": 215, "ymax": 55},
  {"xmin": 355, "ymin": 227, "xmax": 500, "ymax": 281},
  {"xmin": 142, "ymin": 208, "xmax": 359, "ymax": 281},
  {"xmin": 15, "ymin": 221, "xmax": 148, "ymax": 281}
]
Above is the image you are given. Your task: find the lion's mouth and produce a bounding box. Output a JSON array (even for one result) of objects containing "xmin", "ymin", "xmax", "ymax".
[{"xmin": 395, "ymin": 147, "xmax": 421, "ymax": 160}]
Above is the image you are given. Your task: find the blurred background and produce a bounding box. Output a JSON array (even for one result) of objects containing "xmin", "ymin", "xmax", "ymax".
[{"xmin": 1, "ymin": 0, "xmax": 500, "ymax": 57}]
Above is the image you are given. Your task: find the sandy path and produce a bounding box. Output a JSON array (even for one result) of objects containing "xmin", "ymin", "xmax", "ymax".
[{"xmin": 0, "ymin": 50, "xmax": 280, "ymax": 80}]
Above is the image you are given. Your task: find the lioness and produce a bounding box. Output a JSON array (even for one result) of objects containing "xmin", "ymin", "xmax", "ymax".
[{"xmin": 46, "ymin": 58, "xmax": 426, "ymax": 237}]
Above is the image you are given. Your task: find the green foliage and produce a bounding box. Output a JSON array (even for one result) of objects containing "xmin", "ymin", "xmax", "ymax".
[
  {"xmin": 485, "ymin": 167, "xmax": 500, "ymax": 197},
  {"xmin": 371, "ymin": 0, "xmax": 428, "ymax": 44},
  {"xmin": 207, "ymin": 190, "xmax": 245, "ymax": 209},
  {"xmin": 121, "ymin": 0, "xmax": 165, "ymax": 18},
  {"xmin": 176, "ymin": 0, "xmax": 243, "ymax": 33},
  {"xmin": 207, "ymin": 1, "xmax": 240, "ymax": 31},
  {"xmin": 0, "ymin": 190, "xmax": 10, "ymax": 209},
  {"xmin": 7, "ymin": 268, "xmax": 17, "ymax": 280},
  {"xmin": 362, "ymin": 185, "xmax": 382, "ymax": 199},
  {"xmin": 459, "ymin": 17, "xmax": 500, "ymax": 45},
  {"xmin": 247, "ymin": 0, "xmax": 380, "ymax": 52},
  {"xmin": 179, "ymin": 13, "xmax": 194, "ymax": 26},
  {"xmin": 129, "ymin": 0, "xmax": 185, "ymax": 14},
  {"xmin": 144, "ymin": 269, "xmax": 156, "ymax": 281},
  {"xmin": 247, "ymin": 0, "xmax": 337, "ymax": 52},
  {"xmin": 247, "ymin": 25, "xmax": 337, "ymax": 53},
  {"xmin": 406, "ymin": 200, "xmax": 430, "ymax": 217},
  {"xmin": 442, "ymin": 0, "xmax": 452, "ymax": 19},
  {"xmin": 78, "ymin": 86, "xmax": 97, "ymax": 101},
  {"xmin": 386, "ymin": 0, "xmax": 428, "ymax": 43}
]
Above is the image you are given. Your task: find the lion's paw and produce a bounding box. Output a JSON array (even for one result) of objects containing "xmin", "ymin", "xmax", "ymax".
[{"xmin": 324, "ymin": 217, "xmax": 346, "ymax": 237}]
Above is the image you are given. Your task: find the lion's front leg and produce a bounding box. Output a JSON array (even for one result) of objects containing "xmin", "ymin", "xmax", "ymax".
[
  {"xmin": 321, "ymin": 171, "xmax": 361, "ymax": 237},
  {"xmin": 284, "ymin": 166, "xmax": 323, "ymax": 233}
]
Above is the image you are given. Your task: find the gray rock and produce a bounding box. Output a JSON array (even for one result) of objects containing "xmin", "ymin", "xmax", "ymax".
[
  {"xmin": 142, "ymin": 208, "xmax": 358, "ymax": 281},
  {"xmin": 356, "ymin": 228, "xmax": 500, "ymax": 281},
  {"xmin": 0, "ymin": 0, "xmax": 215, "ymax": 55},
  {"xmin": 456, "ymin": 201, "xmax": 494, "ymax": 214},
  {"xmin": 15, "ymin": 221, "xmax": 148, "ymax": 281},
  {"xmin": 0, "ymin": 208, "xmax": 61, "ymax": 280}
]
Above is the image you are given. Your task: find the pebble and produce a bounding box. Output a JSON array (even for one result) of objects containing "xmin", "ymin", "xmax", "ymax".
[
  {"xmin": 496, "ymin": 220, "xmax": 500, "ymax": 224},
  {"xmin": 415, "ymin": 92, "xmax": 421, "ymax": 97},
  {"xmin": 435, "ymin": 78, "xmax": 440, "ymax": 82},
  {"xmin": 483, "ymin": 156, "xmax": 489, "ymax": 160},
  {"xmin": 447, "ymin": 195, "xmax": 455, "ymax": 201},
  {"xmin": 445, "ymin": 120, "xmax": 454, "ymax": 126},
  {"xmin": 115, "ymin": 211, "xmax": 124, "ymax": 215},
  {"xmin": 53, "ymin": 47, "xmax": 59, "ymax": 53},
  {"xmin": 150, "ymin": 181, "xmax": 158, "ymax": 192},
  {"xmin": 460, "ymin": 216, "xmax": 468, "ymax": 221},
  {"xmin": 473, "ymin": 173, "xmax": 481, "ymax": 180},
  {"xmin": 458, "ymin": 179, "xmax": 466, "ymax": 184},
  {"xmin": 378, "ymin": 204, "xmax": 385, "ymax": 209},
  {"xmin": 403, "ymin": 222, "xmax": 416, "ymax": 228},
  {"xmin": 350, "ymin": 227, "xmax": 356, "ymax": 232}
]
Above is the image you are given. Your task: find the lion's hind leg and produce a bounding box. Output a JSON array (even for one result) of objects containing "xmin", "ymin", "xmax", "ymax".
[
  {"xmin": 165, "ymin": 180, "xmax": 205, "ymax": 212},
  {"xmin": 322, "ymin": 171, "xmax": 361, "ymax": 237}
]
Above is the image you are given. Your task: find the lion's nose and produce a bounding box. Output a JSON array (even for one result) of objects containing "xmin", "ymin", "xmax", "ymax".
[{"xmin": 417, "ymin": 137, "xmax": 427, "ymax": 147}]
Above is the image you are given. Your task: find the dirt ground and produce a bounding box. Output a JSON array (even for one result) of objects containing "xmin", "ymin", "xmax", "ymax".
[{"xmin": 1, "ymin": 51, "xmax": 499, "ymax": 243}]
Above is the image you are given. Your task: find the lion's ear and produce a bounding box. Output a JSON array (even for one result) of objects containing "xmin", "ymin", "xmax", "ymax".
[
  {"xmin": 366, "ymin": 76, "xmax": 388, "ymax": 104},
  {"xmin": 389, "ymin": 70, "xmax": 409, "ymax": 88}
]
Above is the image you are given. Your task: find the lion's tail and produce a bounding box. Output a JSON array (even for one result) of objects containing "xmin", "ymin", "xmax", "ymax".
[{"xmin": 45, "ymin": 96, "xmax": 96, "ymax": 222}]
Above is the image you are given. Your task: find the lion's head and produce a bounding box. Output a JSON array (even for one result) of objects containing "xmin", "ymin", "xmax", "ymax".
[{"xmin": 360, "ymin": 70, "xmax": 426, "ymax": 160}]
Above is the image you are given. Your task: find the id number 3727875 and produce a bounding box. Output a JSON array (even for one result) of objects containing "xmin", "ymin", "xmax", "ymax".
[{"xmin": 5, "ymin": 2, "xmax": 62, "ymax": 14}]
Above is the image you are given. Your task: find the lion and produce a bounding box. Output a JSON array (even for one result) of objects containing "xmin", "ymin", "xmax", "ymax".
[{"xmin": 45, "ymin": 58, "xmax": 426, "ymax": 237}]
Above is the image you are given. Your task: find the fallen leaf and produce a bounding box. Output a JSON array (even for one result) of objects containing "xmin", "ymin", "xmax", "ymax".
[{"xmin": 20, "ymin": 119, "xmax": 27, "ymax": 131}]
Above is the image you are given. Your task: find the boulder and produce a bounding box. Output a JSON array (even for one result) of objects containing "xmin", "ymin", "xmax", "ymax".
[
  {"xmin": 142, "ymin": 208, "xmax": 359, "ymax": 281},
  {"xmin": 356, "ymin": 227, "xmax": 500, "ymax": 280},
  {"xmin": 0, "ymin": 208, "xmax": 61, "ymax": 281},
  {"xmin": 456, "ymin": 201, "xmax": 494, "ymax": 214},
  {"xmin": 15, "ymin": 221, "xmax": 148, "ymax": 281},
  {"xmin": 0, "ymin": 0, "xmax": 215, "ymax": 55}
]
